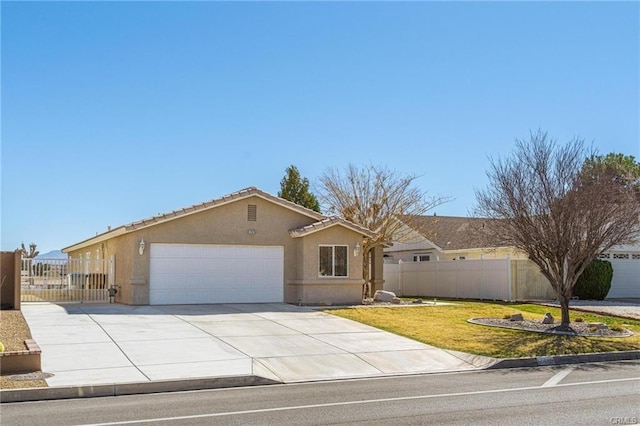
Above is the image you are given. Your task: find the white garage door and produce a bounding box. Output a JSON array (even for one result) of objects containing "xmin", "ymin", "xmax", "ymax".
[
  {"xmin": 607, "ymin": 253, "xmax": 640, "ymax": 298},
  {"xmin": 149, "ymin": 244, "xmax": 284, "ymax": 305}
]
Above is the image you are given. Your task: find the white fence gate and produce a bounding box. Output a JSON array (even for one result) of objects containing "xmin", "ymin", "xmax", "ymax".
[
  {"xmin": 383, "ymin": 258, "xmax": 555, "ymax": 301},
  {"xmin": 21, "ymin": 257, "xmax": 112, "ymax": 303}
]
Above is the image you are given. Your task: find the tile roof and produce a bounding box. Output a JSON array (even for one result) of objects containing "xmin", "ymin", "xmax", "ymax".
[{"xmin": 403, "ymin": 215, "xmax": 508, "ymax": 251}]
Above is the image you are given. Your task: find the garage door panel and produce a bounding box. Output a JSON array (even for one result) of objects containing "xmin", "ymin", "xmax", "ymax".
[
  {"xmin": 608, "ymin": 257, "xmax": 640, "ymax": 298},
  {"xmin": 149, "ymin": 244, "xmax": 284, "ymax": 305}
]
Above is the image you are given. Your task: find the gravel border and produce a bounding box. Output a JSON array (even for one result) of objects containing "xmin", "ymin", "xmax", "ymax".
[{"xmin": 469, "ymin": 317, "xmax": 634, "ymax": 337}]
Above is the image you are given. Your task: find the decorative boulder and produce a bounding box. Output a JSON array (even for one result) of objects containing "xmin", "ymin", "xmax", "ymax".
[
  {"xmin": 373, "ymin": 290, "xmax": 396, "ymax": 302},
  {"xmin": 588, "ymin": 322, "xmax": 609, "ymax": 330},
  {"xmin": 510, "ymin": 313, "xmax": 524, "ymax": 321},
  {"xmin": 542, "ymin": 313, "xmax": 554, "ymax": 324}
]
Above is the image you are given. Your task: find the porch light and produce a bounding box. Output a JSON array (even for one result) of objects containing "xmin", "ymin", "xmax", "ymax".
[
  {"xmin": 353, "ymin": 242, "xmax": 361, "ymax": 257},
  {"xmin": 139, "ymin": 239, "xmax": 146, "ymax": 255}
]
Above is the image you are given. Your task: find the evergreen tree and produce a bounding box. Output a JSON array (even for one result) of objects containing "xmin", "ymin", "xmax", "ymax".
[{"xmin": 278, "ymin": 165, "xmax": 321, "ymax": 212}]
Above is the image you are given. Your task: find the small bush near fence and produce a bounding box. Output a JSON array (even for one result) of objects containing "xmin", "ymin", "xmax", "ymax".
[{"xmin": 572, "ymin": 259, "xmax": 613, "ymax": 300}]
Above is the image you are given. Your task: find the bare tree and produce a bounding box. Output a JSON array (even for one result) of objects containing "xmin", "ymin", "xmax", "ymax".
[
  {"xmin": 318, "ymin": 164, "xmax": 450, "ymax": 298},
  {"xmin": 475, "ymin": 131, "xmax": 640, "ymax": 329}
]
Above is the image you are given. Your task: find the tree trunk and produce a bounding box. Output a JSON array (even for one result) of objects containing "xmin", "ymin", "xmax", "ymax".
[
  {"xmin": 558, "ymin": 292, "xmax": 572, "ymax": 330},
  {"xmin": 362, "ymin": 250, "xmax": 371, "ymax": 299}
]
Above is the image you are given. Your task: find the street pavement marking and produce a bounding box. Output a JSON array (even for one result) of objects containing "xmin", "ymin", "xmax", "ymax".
[
  {"xmin": 86, "ymin": 376, "xmax": 640, "ymax": 426},
  {"xmin": 541, "ymin": 366, "xmax": 575, "ymax": 387}
]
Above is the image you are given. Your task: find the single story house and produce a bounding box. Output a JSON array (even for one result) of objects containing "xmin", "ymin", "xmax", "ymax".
[
  {"xmin": 384, "ymin": 215, "xmax": 526, "ymax": 263},
  {"xmin": 384, "ymin": 215, "xmax": 639, "ymax": 298},
  {"xmin": 63, "ymin": 187, "xmax": 377, "ymax": 306}
]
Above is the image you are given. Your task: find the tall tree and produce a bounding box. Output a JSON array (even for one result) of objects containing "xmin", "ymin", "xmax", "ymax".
[
  {"xmin": 318, "ymin": 164, "xmax": 450, "ymax": 298},
  {"xmin": 580, "ymin": 152, "xmax": 640, "ymax": 196},
  {"xmin": 475, "ymin": 131, "xmax": 640, "ymax": 329},
  {"xmin": 278, "ymin": 165, "xmax": 321, "ymax": 212}
]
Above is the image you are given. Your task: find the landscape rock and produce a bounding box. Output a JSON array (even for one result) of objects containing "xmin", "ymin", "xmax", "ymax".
[
  {"xmin": 412, "ymin": 298, "xmax": 423, "ymax": 304},
  {"xmin": 542, "ymin": 313, "xmax": 554, "ymax": 324},
  {"xmin": 588, "ymin": 322, "xmax": 609, "ymax": 330},
  {"xmin": 391, "ymin": 297, "xmax": 402, "ymax": 304},
  {"xmin": 510, "ymin": 313, "xmax": 524, "ymax": 321},
  {"xmin": 373, "ymin": 290, "xmax": 396, "ymax": 302}
]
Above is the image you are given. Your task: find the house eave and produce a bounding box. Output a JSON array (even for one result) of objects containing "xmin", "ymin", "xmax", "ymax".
[{"xmin": 62, "ymin": 226, "xmax": 128, "ymax": 253}]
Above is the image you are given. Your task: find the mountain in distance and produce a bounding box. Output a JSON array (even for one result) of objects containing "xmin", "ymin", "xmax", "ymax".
[{"xmin": 34, "ymin": 250, "xmax": 67, "ymax": 260}]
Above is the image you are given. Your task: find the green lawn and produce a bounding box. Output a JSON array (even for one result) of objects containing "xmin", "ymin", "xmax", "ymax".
[{"xmin": 327, "ymin": 300, "xmax": 640, "ymax": 358}]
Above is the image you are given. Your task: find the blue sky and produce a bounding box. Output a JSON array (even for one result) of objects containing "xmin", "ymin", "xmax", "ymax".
[{"xmin": 2, "ymin": 1, "xmax": 638, "ymax": 254}]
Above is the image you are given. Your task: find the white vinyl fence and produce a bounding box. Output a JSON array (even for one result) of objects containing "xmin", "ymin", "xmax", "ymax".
[
  {"xmin": 383, "ymin": 258, "xmax": 555, "ymax": 301},
  {"xmin": 21, "ymin": 257, "xmax": 112, "ymax": 303}
]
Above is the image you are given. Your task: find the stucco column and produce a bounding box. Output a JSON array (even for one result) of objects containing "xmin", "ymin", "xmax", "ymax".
[
  {"xmin": 130, "ymin": 237, "xmax": 149, "ymax": 305},
  {"xmin": 370, "ymin": 245, "xmax": 385, "ymax": 294}
]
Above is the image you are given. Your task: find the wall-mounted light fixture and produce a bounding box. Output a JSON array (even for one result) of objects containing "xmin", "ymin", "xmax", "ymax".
[
  {"xmin": 353, "ymin": 242, "xmax": 361, "ymax": 257},
  {"xmin": 139, "ymin": 238, "xmax": 146, "ymax": 255}
]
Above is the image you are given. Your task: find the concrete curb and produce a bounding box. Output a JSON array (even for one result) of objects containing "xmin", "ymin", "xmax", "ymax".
[
  {"xmin": 486, "ymin": 350, "xmax": 640, "ymax": 369},
  {"xmin": 3, "ymin": 352, "xmax": 639, "ymax": 403},
  {"xmin": 0, "ymin": 375, "xmax": 282, "ymax": 403}
]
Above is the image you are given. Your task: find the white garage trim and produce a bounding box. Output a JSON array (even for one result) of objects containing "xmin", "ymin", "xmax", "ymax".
[{"xmin": 149, "ymin": 244, "xmax": 284, "ymax": 305}]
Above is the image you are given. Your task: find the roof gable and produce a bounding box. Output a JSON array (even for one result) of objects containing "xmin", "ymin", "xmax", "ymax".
[
  {"xmin": 123, "ymin": 187, "xmax": 324, "ymax": 231},
  {"xmin": 289, "ymin": 216, "xmax": 376, "ymax": 238}
]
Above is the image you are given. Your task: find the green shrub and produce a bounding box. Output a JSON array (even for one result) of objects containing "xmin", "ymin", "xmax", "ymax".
[{"xmin": 572, "ymin": 259, "xmax": 613, "ymax": 300}]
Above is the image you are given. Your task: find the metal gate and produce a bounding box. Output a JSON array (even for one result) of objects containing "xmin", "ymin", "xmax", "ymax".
[{"xmin": 21, "ymin": 256, "xmax": 111, "ymax": 303}]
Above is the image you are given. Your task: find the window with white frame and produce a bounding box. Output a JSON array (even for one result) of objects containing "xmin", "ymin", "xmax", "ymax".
[
  {"xmin": 319, "ymin": 245, "xmax": 348, "ymax": 277},
  {"xmin": 413, "ymin": 254, "xmax": 430, "ymax": 262}
]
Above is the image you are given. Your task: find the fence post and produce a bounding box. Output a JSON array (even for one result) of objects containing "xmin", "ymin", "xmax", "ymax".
[
  {"xmin": 398, "ymin": 260, "xmax": 403, "ymax": 296},
  {"xmin": 479, "ymin": 254, "xmax": 484, "ymax": 300},
  {"xmin": 435, "ymin": 256, "xmax": 439, "ymax": 298},
  {"xmin": 507, "ymin": 255, "xmax": 512, "ymax": 301}
]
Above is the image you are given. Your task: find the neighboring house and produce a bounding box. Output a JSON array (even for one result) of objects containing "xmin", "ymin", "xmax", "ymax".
[
  {"xmin": 63, "ymin": 187, "xmax": 376, "ymax": 306},
  {"xmin": 384, "ymin": 215, "xmax": 526, "ymax": 263},
  {"xmin": 385, "ymin": 215, "xmax": 639, "ymax": 299}
]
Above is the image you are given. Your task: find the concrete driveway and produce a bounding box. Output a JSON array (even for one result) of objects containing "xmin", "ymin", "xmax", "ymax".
[{"xmin": 21, "ymin": 303, "xmax": 492, "ymax": 388}]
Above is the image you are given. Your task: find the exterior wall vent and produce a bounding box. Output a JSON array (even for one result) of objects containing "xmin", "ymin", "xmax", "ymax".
[{"xmin": 248, "ymin": 204, "xmax": 257, "ymax": 221}]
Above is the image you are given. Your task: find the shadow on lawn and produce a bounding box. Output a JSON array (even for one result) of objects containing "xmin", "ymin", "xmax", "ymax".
[{"xmin": 475, "ymin": 328, "xmax": 639, "ymax": 358}]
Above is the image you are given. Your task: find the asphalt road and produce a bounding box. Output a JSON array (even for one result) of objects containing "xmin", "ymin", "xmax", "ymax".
[{"xmin": 3, "ymin": 361, "xmax": 639, "ymax": 425}]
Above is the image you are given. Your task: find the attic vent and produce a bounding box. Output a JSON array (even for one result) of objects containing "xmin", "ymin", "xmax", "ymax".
[{"xmin": 248, "ymin": 204, "xmax": 257, "ymax": 221}]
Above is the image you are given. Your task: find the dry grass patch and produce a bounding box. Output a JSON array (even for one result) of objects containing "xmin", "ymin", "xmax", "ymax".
[
  {"xmin": 0, "ymin": 310, "xmax": 48, "ymax": 389},
  {"xmin": 327, "ymin": 301, "xmax": 640, "ymax": 359}
]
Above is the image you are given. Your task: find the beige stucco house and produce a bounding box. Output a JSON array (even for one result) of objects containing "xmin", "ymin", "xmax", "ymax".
[
  {"xmin": 63, "ymin": 187, "xmax": 376, "ymax": 306},
  {"xmin": 384, "ymin": 215, "xmax": 526, "ymax": 263}
]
